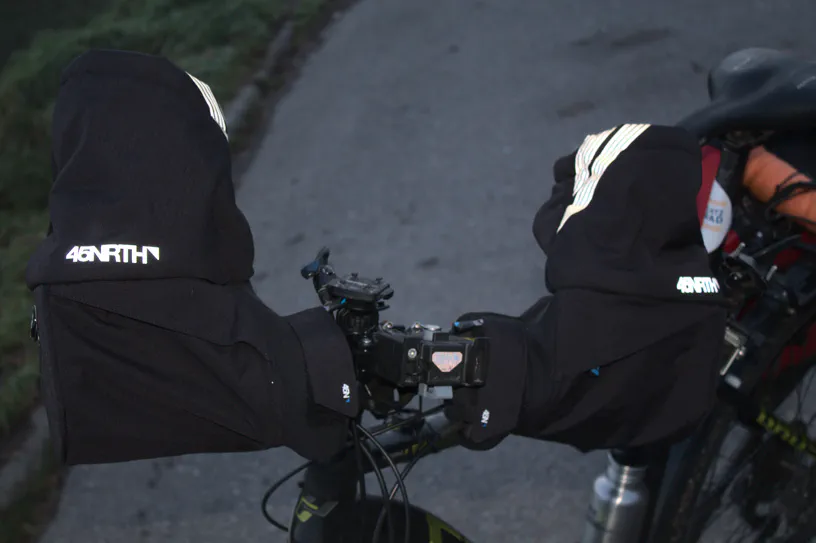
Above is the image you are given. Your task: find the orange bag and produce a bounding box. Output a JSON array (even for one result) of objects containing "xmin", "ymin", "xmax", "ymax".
[{"xmin": 743, "ymin": 146, "xmax": 816, "ymax": 233}]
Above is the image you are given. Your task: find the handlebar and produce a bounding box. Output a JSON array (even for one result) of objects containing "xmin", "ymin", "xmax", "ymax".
[
  {"xmin": 300, "ymin": 247, "xmax": 489, "ymax": 410},
  {"xmin": 359, "ymin": 407, "xmax": 462, "ymax": 473}
]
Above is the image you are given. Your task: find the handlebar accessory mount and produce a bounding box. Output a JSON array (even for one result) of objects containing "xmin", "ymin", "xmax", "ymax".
[
  {"xmin": 280, "ymin": 248, "xmax": 483, "ymax": 543},
  {"xmin": 300, "ymin": 247, "xmax": 488, "ymax": 405}
]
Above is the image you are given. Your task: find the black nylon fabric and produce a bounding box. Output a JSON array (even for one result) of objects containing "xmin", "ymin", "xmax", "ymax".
[
  {"xmin": 27, "ymin": 49, "xmax": 252, "ymax": 286},
  {"xmin": 36, "ymin": 287, "xmax": 281, "ymax": 464},
  {"xmin": 515, "ymin": 292, "xmax": 724, "ymax": 451},
  {"xmin": 455, "ymin": 125, "xmax": 728, "ymax": 451},
  {"xmin": 531, "ymin": 124, "xmax": 727, "ymax": 448},
  {"xmin": 34, "ymin": 283, "xmax": 356, "ymax": 464},
  {"xmin": 444, "ymin": 313, "xmax": 527, "ymax": 445},
  {"xmin": 26, "ymin": 49, "xmax": 358, "ymax": 465},
  {"xmin": 536, "ymin": 125, "xmax": 720, "ymax": 304}
]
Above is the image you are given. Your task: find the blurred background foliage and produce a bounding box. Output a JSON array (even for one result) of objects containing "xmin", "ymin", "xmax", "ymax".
[{"xmin": 0, "ymin": 0, "xmax": 289, "ymax": 441}]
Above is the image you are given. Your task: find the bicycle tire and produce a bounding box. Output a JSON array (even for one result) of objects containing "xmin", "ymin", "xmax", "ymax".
[
  {"xmin": 648, "ymin": 307, "xmax": 816, "ymax": 543},
  {"xmin": 288, "ymin": 494, "xmax": 473, "ymax": 543}
]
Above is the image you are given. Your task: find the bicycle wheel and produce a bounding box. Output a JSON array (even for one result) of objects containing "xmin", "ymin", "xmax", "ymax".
[
  {"xmin": 650, "ymin": 309, "xmax": 816, "ymax": 543},
  {"xmin": 288, "ymin": 494, "xmax": 473, "ymax": 543}
]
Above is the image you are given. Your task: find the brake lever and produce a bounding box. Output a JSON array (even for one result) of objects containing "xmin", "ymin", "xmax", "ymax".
[
  {"xmin": 300, "ymin": 247, "xmax": 336, "ymax": 305},
  {"xmin": 299, "ymin": 246, "xmax": 331, "ymax": 279},
  {"xmin": 451, "ymin": 319, "xmax": 484, "ymax": 334}
]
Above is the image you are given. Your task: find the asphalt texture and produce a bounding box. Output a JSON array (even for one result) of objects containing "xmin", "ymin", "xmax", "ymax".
[{"xmin": 40, "ymin": 1, "xmax": 816, "ymax": 542}]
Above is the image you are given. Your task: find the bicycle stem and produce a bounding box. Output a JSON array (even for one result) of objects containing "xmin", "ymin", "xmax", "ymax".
[{"xmin": 358, "ymin": 410, "xmax": 462, "ymax": 475}]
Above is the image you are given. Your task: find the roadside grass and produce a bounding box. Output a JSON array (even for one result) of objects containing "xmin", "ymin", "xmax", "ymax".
[
  {"xmin": 0, "ymin": 210, "xmax": 46, "ymax": 440},
  {"xmin": 0, "ymin": 0, "xmax": 114, "ymax": 68},
  {"xmin": 0, "ymin": 0, "xmax": 291, "ymax": 439},
  {"xmin": 0, "ymin": 0, "xmax": 342, "ymax": 538},
  {"xmin": 0, "ymin": 444, "xmax": 63, "ymax": 543},
  {"xmin": 0, "ymin": 0, "xmax": 292, "ymax": 537},
  {"xmin": 0, "ymin": 0, "xmax": 291, "ymax": 213}
]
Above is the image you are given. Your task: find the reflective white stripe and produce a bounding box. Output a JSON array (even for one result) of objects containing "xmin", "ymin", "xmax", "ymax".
[
  {"xmin": 573, "ymin": 127, "xmax": 616, "ymax": 199},
  {"xmin": 557, "ymin": 123, "xmax": 651, "ymax": 232},
  {"xmin": 187, "ymin": 73, "xmax": 229, "ymax": 141}
]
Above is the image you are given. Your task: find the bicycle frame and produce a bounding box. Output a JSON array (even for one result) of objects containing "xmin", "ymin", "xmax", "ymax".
[
  {"xmin": 285, "ymin": 141, "xmax": 816, "ymax": 543},
  {"xmin": 288, "ymin": 408, "xmax": 472, "ymax": 543},
  {"xmin": 640, "ymin": 141, "xmax": 816, "ymax": 542},
  {"xmin": 284, "ymin": 311, "xmax": 812, "ymax": 543},
  {"xmin": 284, "ymin": 410, "xmax": 685, "ymax": 543}
]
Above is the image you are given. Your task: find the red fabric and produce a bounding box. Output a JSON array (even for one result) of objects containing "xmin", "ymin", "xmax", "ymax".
[{"xmin": 697, "ymin": 145, "xmax": 721, "ymax": 224}]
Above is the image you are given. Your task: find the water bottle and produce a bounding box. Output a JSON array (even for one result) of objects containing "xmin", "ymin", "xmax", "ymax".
[{"xmin": 581, "ymin": 450, "xmax": 649, "ymax": 543}]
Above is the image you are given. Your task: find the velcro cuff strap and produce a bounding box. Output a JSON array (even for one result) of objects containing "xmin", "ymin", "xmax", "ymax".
[
  {"xmin": 457, "ymin": 314, "xmax": 528, "ymax": 443},
  {"xmin": 286, "ymin": 308, "xmax": 359, "ymax": 417}
]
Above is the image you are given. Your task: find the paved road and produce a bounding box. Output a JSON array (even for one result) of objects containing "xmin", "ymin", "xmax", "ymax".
[{"xmin": 40, "ymin": 1, "xmax": 816, "ymax": 542}]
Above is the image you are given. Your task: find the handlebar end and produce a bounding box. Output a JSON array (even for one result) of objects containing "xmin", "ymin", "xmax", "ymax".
[{"xmin": 300, "ymin": 246, "xmax": 332, "ymax": 279}]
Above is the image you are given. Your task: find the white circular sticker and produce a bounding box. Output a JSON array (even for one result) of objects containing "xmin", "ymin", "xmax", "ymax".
[{"xmin": 701, "ymin": 180, "xmax": 733, "ymax": 253}]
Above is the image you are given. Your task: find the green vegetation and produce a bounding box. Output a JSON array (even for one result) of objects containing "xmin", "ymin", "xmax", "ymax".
[
  {"xmin": 0, "ymin": 444, "xmax": 63, "ymax": 543},
  {"xmin": 0, "ymin": 0, "xmax": 343, "ymax": 536},
  {"xmin": 0, "ymin": 211, "xmax": 43, "ymax": 438},
  {"xmin": 0, "ymin": 0, "xmax": 293, "ymax": 439},
  {"xmin": 0, "ymin": 0, "xmax": 290, "ymax": 212},
  {"xmin": 0, "ymin": 0, "xmax": 115, "ymax": 67}
]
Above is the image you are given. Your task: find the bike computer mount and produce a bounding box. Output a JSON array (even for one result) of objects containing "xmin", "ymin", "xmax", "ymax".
[{"xmin": 300, "ymin": 247, "xmax": 488, "ymax": 402}]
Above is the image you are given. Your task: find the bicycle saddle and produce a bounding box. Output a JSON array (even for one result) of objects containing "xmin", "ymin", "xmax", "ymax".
[{"xmin": 679, "ymin": 48, "xmax": 816, "ymax": 139}]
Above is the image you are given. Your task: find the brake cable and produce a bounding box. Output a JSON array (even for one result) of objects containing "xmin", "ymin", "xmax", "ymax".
[
  {"xmin": 764, "ymin": 173, "xmax": 816, "ymax": 228},
  {"xmin": 260, "ymin": 410, "xmax": 431, "ymax": 542},
  {"xmin": 354, "ymin": 432, "xmax": 395, "ymax": 543},
  {"xmin": 261, "ymin": 461, "xmax": 312, "ymax": 531},
  {"xmin": 356, "ymin": 423, "xmax": 411, "ymax": 543},
  {"xmin": 351, "ymin": 423, "xmax": 368, "ymax": 543}
]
